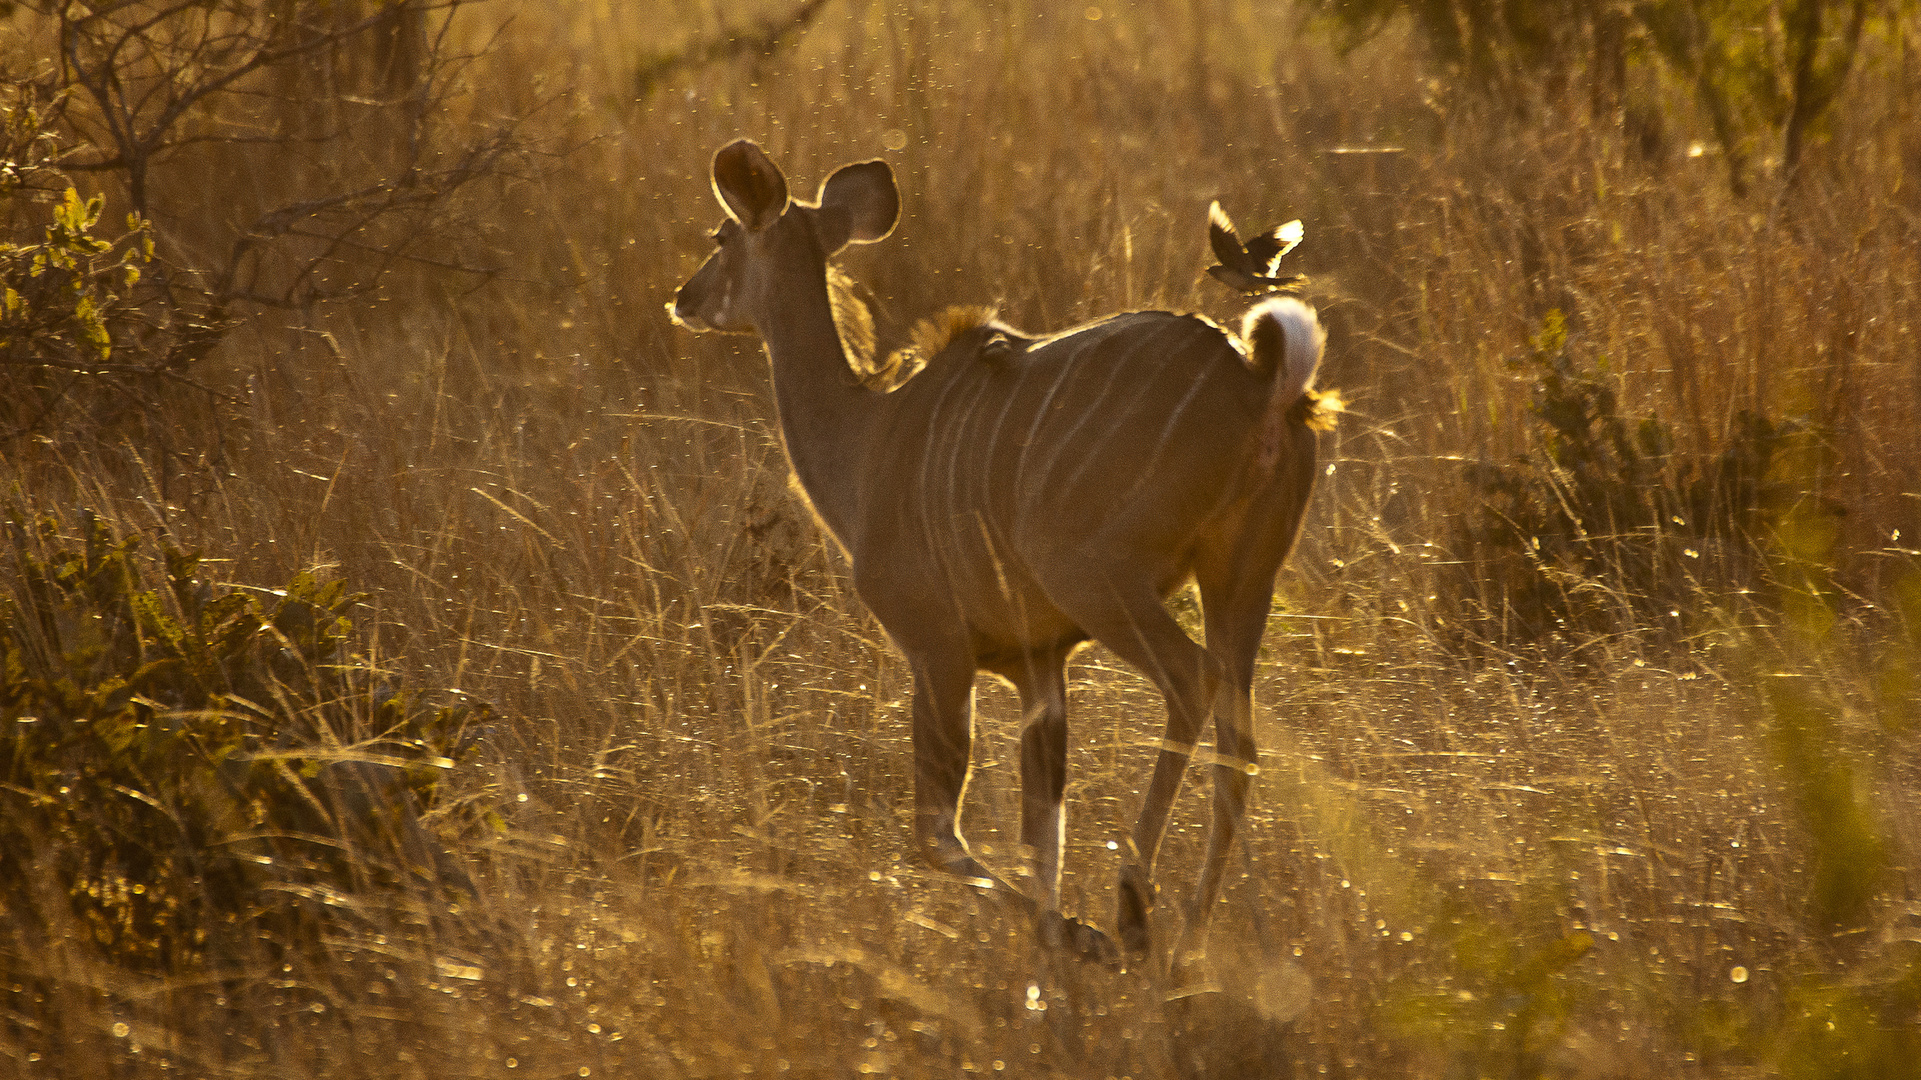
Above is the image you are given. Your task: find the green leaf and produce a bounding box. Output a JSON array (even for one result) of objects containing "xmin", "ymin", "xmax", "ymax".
[
  {"xmin": 54, "ymin": 188, "xmax": 102, "ymax": 235},
  {"xmin": 73, "ymin": 296, "xmax": 110, "ymax": 358}
]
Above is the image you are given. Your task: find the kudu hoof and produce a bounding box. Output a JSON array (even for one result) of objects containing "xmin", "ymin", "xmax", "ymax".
[
  {"xmin": 1116, "ymin": 864, "xmax": 1159, "ymax": 960},
  {"xmin": 1039, "ymin": 911, "xmax": 1122, "ymax": 967}
]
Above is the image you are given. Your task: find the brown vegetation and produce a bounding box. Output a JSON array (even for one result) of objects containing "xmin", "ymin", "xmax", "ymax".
[{"xmin": 2, "ymin": 1, "xmax": 1917, "ymax": 1077}]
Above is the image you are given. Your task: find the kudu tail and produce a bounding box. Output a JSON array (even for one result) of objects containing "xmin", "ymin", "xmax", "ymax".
[
  {"xmin": 1245, "ymin": 295, "xmax": 1325, "ymax": 402},
  {"xmin": 1245, "ymin": 296, "xmax": 1330, "ymax": 472}
]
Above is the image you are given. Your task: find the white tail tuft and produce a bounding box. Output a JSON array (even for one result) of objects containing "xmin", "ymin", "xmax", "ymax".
[
  {"xmin": 1246, "ymin": 296, "xmax": 1328, "ymax": 472},
  {"xmin": 1244, "ymin": 295, "xmax": 1325, "ymax": 405}
]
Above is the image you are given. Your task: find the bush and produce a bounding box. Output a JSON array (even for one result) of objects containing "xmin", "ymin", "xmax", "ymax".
[
  {"xmin": 1458, "ymin": 310, "xmax": 1810, "ymax": 644},
  {"xmin": 0, "ymin": 76, "xmax": 168, "ymax": 437},
  {"xmin": 0, "ymin": 510, "xmax": 493, "ymax": 974}
]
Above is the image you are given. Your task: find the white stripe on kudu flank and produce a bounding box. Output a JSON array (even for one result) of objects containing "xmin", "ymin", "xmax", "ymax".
[{"xmin": 670, "ymin": 139, "xmax": 1332, "ymax": 968}]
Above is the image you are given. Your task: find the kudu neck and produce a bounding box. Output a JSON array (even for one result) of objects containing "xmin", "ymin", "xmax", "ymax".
[{"xmin": 756, "ymin": 258, "xmax": 876, "ymax": 543}]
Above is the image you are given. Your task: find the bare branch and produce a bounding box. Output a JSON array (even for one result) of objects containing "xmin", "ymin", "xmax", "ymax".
[{"xmin": 5, "ymin": 1, "xmax": 542, "ymax": 439}]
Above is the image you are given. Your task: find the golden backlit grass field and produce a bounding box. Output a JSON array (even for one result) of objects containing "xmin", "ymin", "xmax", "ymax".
[{"xmin": 3, "ymin": 2, "xmax": 1919, "ymax": 1077}]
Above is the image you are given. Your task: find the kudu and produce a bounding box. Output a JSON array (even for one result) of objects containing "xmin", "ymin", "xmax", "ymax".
[{"xmin": 670, "ymin": 139, "xmax": 1327, "ymax": 964}]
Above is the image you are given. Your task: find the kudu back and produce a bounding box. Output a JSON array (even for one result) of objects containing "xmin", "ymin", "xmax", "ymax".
[{"xmin": 671, "ymin": 139, "xmax": 1327, "ymax": 964}]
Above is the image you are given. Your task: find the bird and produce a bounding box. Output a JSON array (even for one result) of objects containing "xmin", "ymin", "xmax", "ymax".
[{"xmin": 1206, "ymin": 200, "xmax": 1307, "ymax": 295}]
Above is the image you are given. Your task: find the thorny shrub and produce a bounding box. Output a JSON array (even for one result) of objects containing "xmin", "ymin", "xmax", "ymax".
[
  {"xmin": 1459, "ymin": 309, "xmax": 1813, "ymax": 644},
  {"xmin": 0, "ymin": 510, "xmax": 495, "ymax": 975}
]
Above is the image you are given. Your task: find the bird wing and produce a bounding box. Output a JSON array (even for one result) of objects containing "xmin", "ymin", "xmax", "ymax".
[
  {"xmin": 1246, "ymin": 220, "xmax": 1304, "ymax": 274},
  {"xmin": 1207, "ymin": 201, "xmax": 1252, "ymax": 272}
]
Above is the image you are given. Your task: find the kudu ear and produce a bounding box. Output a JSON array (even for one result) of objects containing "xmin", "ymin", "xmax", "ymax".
[
  {"xmin": 814, "ymin": 159, "xmax": 899, "ymax": 253},
  {"xmin": 712, "ymin": 139, "xmax": 789, "ymax": 231}
]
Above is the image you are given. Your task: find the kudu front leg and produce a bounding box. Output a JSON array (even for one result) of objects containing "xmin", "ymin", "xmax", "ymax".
[
  {"xmin": 908, "ymin": 656, "xmax": 997, "ymax": 887},
  {"xmin": 1015, "ymin": 663, "xmax": 1069, "ymax": 904}
]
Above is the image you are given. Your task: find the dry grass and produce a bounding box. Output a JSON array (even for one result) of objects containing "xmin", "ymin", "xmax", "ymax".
[{"xmin": 3, "ymin": 1, "xmax": 1919, "ymax": 1077}]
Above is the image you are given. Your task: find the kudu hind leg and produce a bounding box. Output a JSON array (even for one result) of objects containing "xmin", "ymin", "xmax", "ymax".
[
  {"xmin": 1181, "ymin": 682, "xmax": 1256, "ymax": 958},
  {"xmin": 1049, "ymin": 578, "xmax": 1221, "ymax": 959},
  {"xmin": 1180, "ymin": 548, "xmax": 1290, "ymax": 956}
]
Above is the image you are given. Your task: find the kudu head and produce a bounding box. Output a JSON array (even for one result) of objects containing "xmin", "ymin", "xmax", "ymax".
[{"xmin": 670, "ymin": 139, "xmax": 900, "ymax": 335}]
